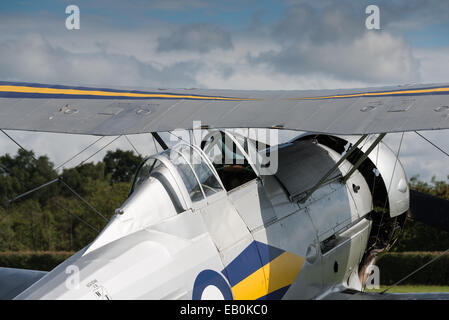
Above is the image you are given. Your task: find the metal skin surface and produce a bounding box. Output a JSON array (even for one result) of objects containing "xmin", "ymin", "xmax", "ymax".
[
  {"xmin": 2, "ymin": 81, "xmax": 449, "ymax": 135},
  {"xmin": 343, "ymin": 135, "xmax": 409, "ymax": 217},
  {"xmin": 12, "ymin": 131, "xmax": 408, "ymax": 300}
]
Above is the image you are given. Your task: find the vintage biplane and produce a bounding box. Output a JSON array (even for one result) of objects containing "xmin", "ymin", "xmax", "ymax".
[{"xmin": 0, "ymin": 81, "xmax": 449, "ymax": 299}]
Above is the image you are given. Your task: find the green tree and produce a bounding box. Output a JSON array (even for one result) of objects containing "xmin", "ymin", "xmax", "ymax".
[
  {"xmin": 0, "ymin": 149, "xmax": 58, "ymax": 206},
  {"xmin": 393, "ymin": 175, "xmax": 449, "ymax": 252},
  {"xmin": 103, "ymin": 149, "xmax": 143, "ymax": 183},
  {"xmin": 0, "ymin": 148, "xmax": 139, "ymax": 252},
  {"xmin": 60, "ymin": 162, "xmax": 106, "ymax": 197}
]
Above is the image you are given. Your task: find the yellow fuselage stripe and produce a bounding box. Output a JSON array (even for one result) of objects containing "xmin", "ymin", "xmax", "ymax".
[
  {"xmin": 0, "ymin": 85, "xmax": 252, "ymax": 101},
  {"xmin": 231, "ymin": 251, "xmax": 305, "ymax": 300}
]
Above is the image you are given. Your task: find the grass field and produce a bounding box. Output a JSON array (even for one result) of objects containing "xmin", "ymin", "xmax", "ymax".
[{"xmin": 366, "ymin": 285, "xmax": 449, "ymax": 293}]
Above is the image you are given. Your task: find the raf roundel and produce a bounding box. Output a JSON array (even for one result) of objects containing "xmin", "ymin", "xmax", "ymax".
[{"xmin": 192, "ymin": 270, "xmax": 233, "ymax": 300}]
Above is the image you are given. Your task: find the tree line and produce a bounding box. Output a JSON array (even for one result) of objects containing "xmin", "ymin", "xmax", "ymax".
[
  {"xmin": 0, "ymin": 149, "xmax": 142, "ymax": 251},
  {"xmin": 392, "ymin": 176, "xmax": 449, "ymax": 252},
  {"xmin": 0, "ymin": 148, "xmax": 448, "ymax": 252}
]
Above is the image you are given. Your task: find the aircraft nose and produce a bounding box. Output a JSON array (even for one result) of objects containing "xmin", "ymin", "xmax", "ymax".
[
  {"xmin": 14, "ymin": 227, "xmax": 180, "ymax": 300},
  {"xmin": 14, "ymin": 249, "xmax": 113, "ymax": 300}
]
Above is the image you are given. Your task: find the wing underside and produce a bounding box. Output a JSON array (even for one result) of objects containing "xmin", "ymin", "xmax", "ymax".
[
  {"xmin": 1, "ymin": 81, "xmax": 449, "ymax": 135},
  {"xmin": 0, "ymin": 267, "xmax": 47, "ymax": 300}
]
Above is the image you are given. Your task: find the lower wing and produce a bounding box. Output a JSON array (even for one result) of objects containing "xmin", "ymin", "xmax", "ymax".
[{"xmin": 0, "ymin": 267, "xmax": 47, "ymax": 300}]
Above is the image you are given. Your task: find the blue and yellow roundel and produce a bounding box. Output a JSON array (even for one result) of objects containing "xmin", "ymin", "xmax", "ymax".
[
  {"xmin": 193, "ymin": 241, "xmax": 305, "ymax": 300},
  {"xmin": 192, "ymin": 270, "xmax": 233, "ymax": 300}
]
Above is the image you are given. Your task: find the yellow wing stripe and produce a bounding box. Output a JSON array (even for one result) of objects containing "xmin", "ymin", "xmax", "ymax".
[
  {"xmin": 2, "ymin": 84, "xmax": 449, "ymax": 101},
  {"xmin": 0, "ymin": 85, "xmax": 253, "ymax": 101},
  {"xmin": 295, "ymin": 86, "xmax": 449, "ymax": 100},
  {"xmin": 231, "ymin": 251, "xmax": 305, "ymax": 300}
]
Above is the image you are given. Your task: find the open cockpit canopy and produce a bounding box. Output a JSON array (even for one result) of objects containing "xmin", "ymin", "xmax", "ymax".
[
  {"xmin": 130, "ymin": 130, "xmax": 265, "ymax": 210},
  {"xmin": 130, "ymin": 142, "xmax": 225, "ymax": 211}
]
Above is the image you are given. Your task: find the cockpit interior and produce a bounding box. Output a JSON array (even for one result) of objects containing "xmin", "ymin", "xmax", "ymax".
[{"xmin": 129, "ymin": 130, "xmax": 259, "ymax": 213}]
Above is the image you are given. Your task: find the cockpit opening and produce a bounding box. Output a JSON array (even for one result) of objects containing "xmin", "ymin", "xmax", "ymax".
[
  {"xmin": 201, "ymin": 131, "xmax": 257, "ymax": 191},
  {"xmin": 130, "ymin": 142, "xmax": 226, "ymax": 211},
  {"xmin": 129, "ymin": 129, "xmax": 260, "ymax": 213}
]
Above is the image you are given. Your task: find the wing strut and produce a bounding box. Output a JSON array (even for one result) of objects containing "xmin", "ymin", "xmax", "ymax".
[
  {"xmin": 342, "ymin": 133, "xmax": 387, "ymax": 184},
  {"xmin": 297, "ymin": 134, "xmax": 368, "ymax": 203},
  {"xmin": 151, "ymin": 132, "xmax": 168, "ymax": 150}
]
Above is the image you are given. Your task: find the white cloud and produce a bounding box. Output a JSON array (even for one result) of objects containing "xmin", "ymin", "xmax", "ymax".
[
  {"xmin": 249, "ymin": 32, "xmax": 420, "ymax": 85},
  {"xmin": 0, "ymin": 34, "xmax": 201, "ymax": 88},
  {"xmin": 156, "ymin": 24, "xmax": 233, "ymax": 53},
  {"xmin": 414, "ymin": 47, "xmax": 449, "ymax": 84},
  {"xmin": 383, "ymin": 130, "xmax": 449, "ymax": 182},
  {"xmin": 0, "ymin": 3, "xmax": 448, "ymax": 182}
]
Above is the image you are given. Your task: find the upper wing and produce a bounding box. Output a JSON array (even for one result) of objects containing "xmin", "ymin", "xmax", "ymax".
[{"xmin": 1, "ymin": 81, "xmax": 449, "ymax": 136}]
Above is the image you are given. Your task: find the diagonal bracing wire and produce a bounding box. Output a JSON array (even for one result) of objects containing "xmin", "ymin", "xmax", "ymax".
[
  {"xmin": 0, "ymin": 193, "xmax": 100, "ymax": 234},
  {"xmin": 125, "ymin": 135, "xmax": 141, "ymax": 156},
  {"xmin": 380, "ymin": 131, "xmax": 449, "ymax": 294},
  {"xmin": 55, "ymin": 136, "xmax": 105, "ymax": 171},
  {"xmin": 380, "ymin": 247, "xmax": 449, "ymax": 294},
  {"xmin": 0, "ymin": 129, "xmax": 31, "ymax": 156},
  {"xmin": 0, "ymin": 130, "xmax": 116, "ymax": 224},
  {"xmin": 58, "ymin": 178, "xmax": 108, "ymax": 222},
  {"xmin": 6, "ymin": 134, "xmax": 122, "ymax": 212},
  {"xmin": 0, "ymin": 163, "xmax": 11, "ymax": 174},
  {"xmin": 52, "ymin": 199, "xmax": 99, "ymax": 233},
  {"xmin": 77, "ymin": 135, "xmax": 122, "ymax": 166},
  {"xmin": 168, "ymin": 130, "xmax": 190, "ymax": 145},
  {"xmin": 415, "ymin": 131, "xmax": 449, "ymax": 158},
  {"xmin": 7, "ymin": 178, "xmax": 60, "ymax": 204}
]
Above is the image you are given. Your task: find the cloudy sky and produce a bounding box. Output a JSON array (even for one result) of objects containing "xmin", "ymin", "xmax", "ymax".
[{"xmin": 0, "ymin": 0, "xmax": 448, "ymax": 182}]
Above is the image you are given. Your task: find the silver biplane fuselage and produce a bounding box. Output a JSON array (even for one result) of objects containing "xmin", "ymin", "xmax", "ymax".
[{"xmin": 14, "ymin": 130, "xmax": 409, "ymax": 300}]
